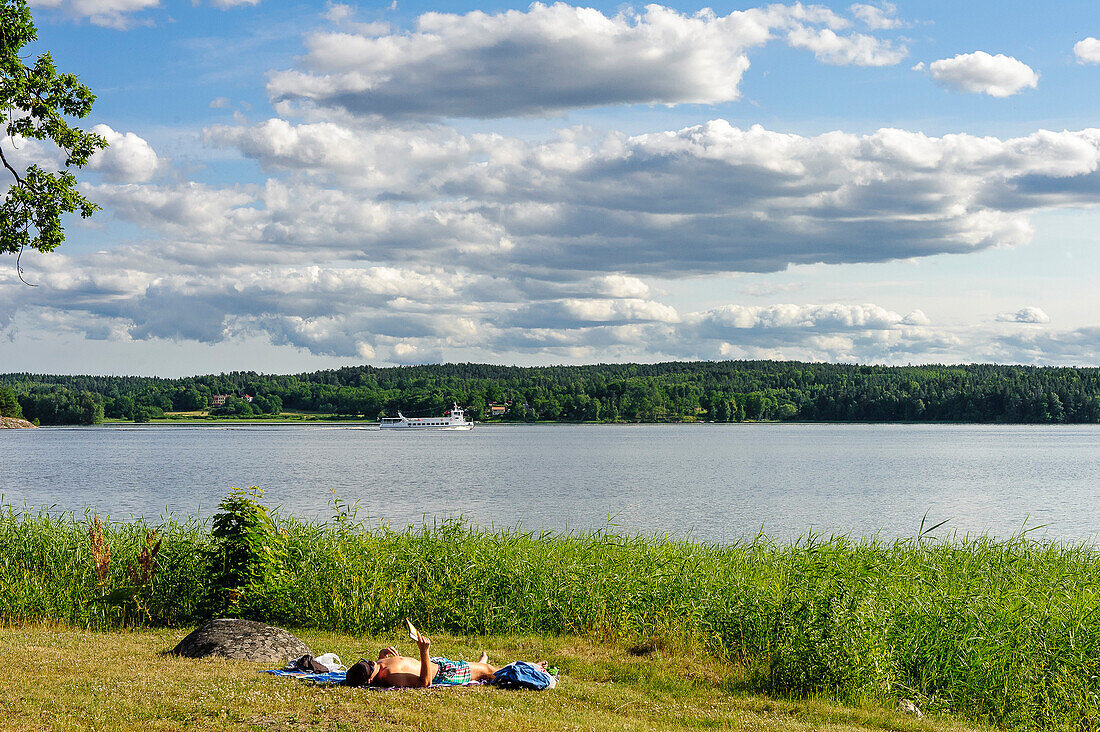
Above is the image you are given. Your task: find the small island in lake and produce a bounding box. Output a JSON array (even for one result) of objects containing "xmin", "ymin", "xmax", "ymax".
[{"xmin": 0, "ymin": 416, "xmax": 36, "ymax": 429}]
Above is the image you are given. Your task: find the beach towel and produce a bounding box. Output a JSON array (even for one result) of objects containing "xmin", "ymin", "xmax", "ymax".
[
  {"xmin": 261, "ymin": 669, "xmax": 486, "ymax": 689},
  {"xmin": 263, "ymin": 669, "xmax": 348, "ymax": 685}
]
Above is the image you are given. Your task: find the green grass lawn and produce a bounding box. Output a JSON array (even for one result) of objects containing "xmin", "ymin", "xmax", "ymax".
[{"xmin": 3, "ymin": 624, "xmax": 975, "ymax": 732}]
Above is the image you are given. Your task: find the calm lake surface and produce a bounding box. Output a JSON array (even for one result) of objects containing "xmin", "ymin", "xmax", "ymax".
[{"xmin": 2, "ymin": 424, "xmax": 1098, "ymax": 543}]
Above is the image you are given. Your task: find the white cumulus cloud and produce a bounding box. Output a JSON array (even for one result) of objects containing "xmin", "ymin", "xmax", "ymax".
[
  {"xmin": 923, "ymin": 51, "xmax": 1038, "ymax": 97},
  {"xmin": 996, "ymin": 307, "xmax": 1050, "ymax": 324},
  {"xmin": 27, "ymin": 0, "xmax": 252, "ymax": 28},
  {"xmin": 190, "ymin": 120, "xmax": 1100, "ymax": 277},
  {"xmin": 268, "ymin": 2, "xmax": 905, "ymax": 119},
  {"xmin": 87, "ymin": 125, "xmax": 160, "ymax": 183},
  {"xmin": 7, "ymin": 240, "xmax": 1099, "ymax": 366},
  {"xmin": 786, "ymin": 27, "xmax": 906, "ymax": 66},
  {"xmin": 203, "ymin": 119, "xmax": 473, "ymax": 193},
  {"xmin": 850, "ymin": 2, "xmax": 902, "ymax": 30},
  {"xmin": 208, "ymin": 0, "xmax": 260, "ymax": 8},
  {"xmin": 26, "ymin": 113, "xmax": 1100, "ymax": 366},
  {"xmin": 688, "ymin": 302, "xmax": 917, "ymax": 332},
  {"xmin": 84, "ymin": 182, "xmax": 260, "ymax": 239},
  {"xmin": 28, "ymin": 0, "xmax": 160, "ymax": 29},
  {"xmin": 1074, "ymin": 37, "xmax": 1100, "ymax": 64}
]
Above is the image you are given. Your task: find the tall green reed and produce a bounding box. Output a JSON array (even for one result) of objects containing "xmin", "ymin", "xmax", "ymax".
[{"xmin": 1, "ymin": 496, "xmax": 1097, "ymax": 730}]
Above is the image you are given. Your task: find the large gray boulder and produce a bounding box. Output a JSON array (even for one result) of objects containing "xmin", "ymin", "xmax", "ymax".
[
  {"xmin": 171, "ymin": 618, "xmax": 310, "ymax": 663},
  {"xmin": 0, "ymin": 417, "xmax": 36, "ymax": 429}
]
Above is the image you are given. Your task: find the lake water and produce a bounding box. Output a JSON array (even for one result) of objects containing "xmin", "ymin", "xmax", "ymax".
[{"xmin": 2, "ymin": 423, "xmax": 1098, "ymax": 543}]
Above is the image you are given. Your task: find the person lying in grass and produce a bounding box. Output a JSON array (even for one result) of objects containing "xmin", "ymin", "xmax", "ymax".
[{"xmin": 344, "ymin": 628, "xmax": 499, "ymax": 688}]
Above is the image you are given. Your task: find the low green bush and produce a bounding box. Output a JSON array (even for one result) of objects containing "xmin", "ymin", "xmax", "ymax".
[{"xmin": 207, "ymin": 486, "xmax": 287, "ymax": 617}]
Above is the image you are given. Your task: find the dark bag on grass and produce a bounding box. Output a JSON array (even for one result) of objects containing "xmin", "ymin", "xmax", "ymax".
[
  {"xmin": 289, "ymin": 654, "xmax": 330, "ymax": 673},
  {"xmin": 491, "ymin": 662, "xmax": 555, "ymax": 690}
]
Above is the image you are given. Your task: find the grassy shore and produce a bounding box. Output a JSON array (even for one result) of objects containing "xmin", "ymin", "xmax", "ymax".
[
  {"xmin": 3, "ymin": 624, "xmax": 973, "ymax": 731},
  {"xmin": 102, "ymin": 410, "xmax": 373, "ymax": 424},
  {"xmin": 2, "ymin": 502, "xmax": 1098, "ymax": 730}
]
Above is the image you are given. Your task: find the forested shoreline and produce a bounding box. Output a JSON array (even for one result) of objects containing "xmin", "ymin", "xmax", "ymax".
[{"xmin": 2, "ymin": 360, "xmax": 1099, "ymax": 425}]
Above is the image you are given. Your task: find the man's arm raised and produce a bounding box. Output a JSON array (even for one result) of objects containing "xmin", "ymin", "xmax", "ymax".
[{"xmin": 415, "ymin": 631, "xmax": 433, "ymax": 687}]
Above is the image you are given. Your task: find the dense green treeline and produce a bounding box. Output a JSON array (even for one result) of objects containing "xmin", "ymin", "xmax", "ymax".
[
  {"xmin": 3, "ymin": 360, "xmax": 1100, "ymax": 425},
  {"xmin": 1, "ymin": 383, "xmax": 101, "ymax": 424},
  {"xmin": 0, "ymin": 386, "xmax": 24, "ymax": 420}
]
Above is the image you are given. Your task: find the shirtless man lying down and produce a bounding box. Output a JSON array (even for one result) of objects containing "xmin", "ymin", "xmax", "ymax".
[{"xmin": 344, "ymin": 627, "xmax": 497, "ymax": 688}]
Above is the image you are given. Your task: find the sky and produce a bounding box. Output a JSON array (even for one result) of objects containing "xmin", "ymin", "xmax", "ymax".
[{"xmin": 5, "ymin": 0, "xmax": 1100, "ymax": 376}]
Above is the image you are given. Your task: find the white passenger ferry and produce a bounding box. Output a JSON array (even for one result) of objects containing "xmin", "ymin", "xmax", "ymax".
[{"xmin": 379, "ymin": 403, "xmax": 473, "ymax": 430}]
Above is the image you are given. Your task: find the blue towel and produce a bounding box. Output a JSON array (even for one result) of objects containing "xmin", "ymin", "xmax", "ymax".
[
  {"xmin": 261, "ymin": 669, "xmax": 486, "ymax": 688},
  {"xmin": 262, "ymin": 669, "xmax": 347, "ymax": 684}
]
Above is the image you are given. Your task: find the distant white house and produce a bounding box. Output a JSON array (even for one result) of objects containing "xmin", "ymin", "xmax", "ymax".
[{"xmin": 212, "ymin": 394, "xmax": 253, "ymax": 407}]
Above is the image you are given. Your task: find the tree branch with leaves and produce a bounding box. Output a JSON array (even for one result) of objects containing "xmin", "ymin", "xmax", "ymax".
[{"xmin": 1, "ymin": 0, "xmax": 107, "ymax": 270}]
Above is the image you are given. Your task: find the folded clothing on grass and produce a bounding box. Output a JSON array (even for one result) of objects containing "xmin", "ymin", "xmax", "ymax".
[
  {"xmin": 284, "ymin": 653, "xmax": 346, "ymax": 674},
  {"xmin": 491, "ymin": 661, "xmax": 557, "ymax": 690}
]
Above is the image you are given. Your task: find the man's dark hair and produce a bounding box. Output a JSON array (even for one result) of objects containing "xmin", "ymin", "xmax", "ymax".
[{"xmin": 345, "ymin": 660, "xmax": 374, "ymax": 687}]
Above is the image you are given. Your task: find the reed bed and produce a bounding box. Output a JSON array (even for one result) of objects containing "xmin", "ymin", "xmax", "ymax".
[{"xmin": 1, "ymin": 500, "xmax": 1097, "ymax": 730}]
